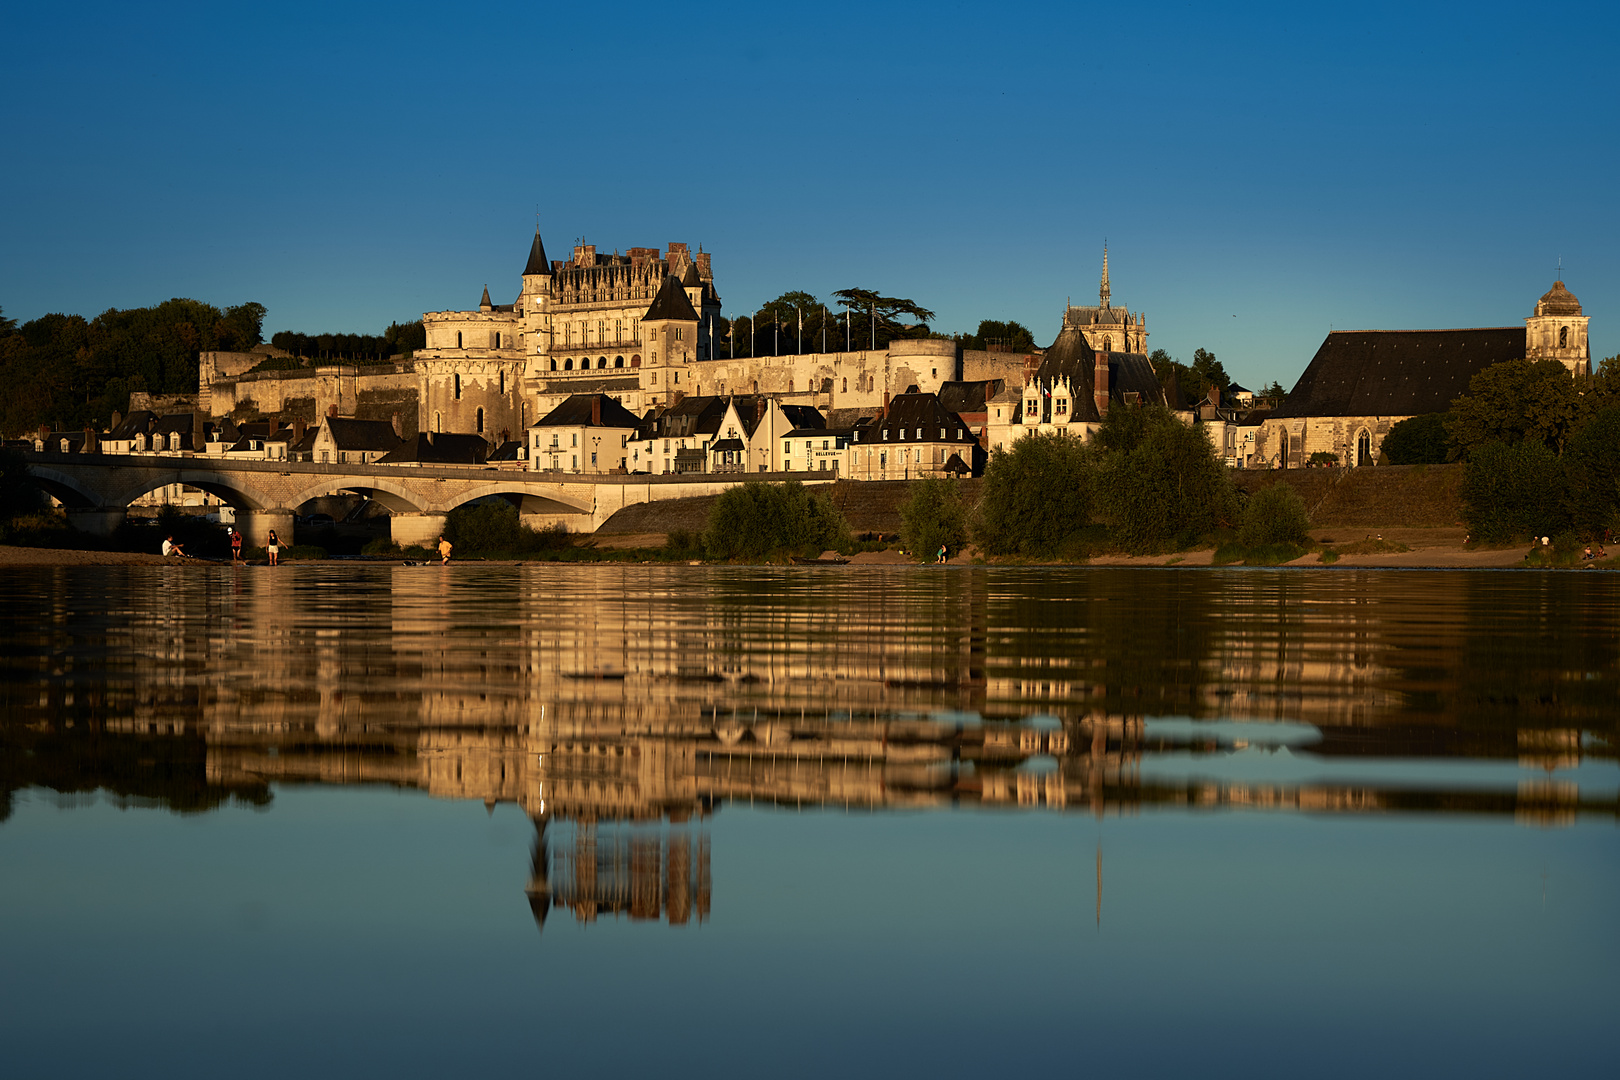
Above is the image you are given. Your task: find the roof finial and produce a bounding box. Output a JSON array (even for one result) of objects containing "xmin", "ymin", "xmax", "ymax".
[{"xmin": 1100, "ymin": 242, "xmax": 1111, "ymax": 308}]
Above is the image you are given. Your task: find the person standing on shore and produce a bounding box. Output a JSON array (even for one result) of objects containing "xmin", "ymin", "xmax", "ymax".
[
  {"xmin": 230, "ymin": 528, "xmax": 243, "ymax": 562},
  {"xmin": 438, "ymin": 536, "xmax": 453, "ymax": 565},
  {"xmin": 266, "ymin": 529, "xmax": 280, "ymax": 566}
]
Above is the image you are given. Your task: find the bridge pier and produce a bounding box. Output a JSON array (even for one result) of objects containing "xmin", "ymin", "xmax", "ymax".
[
  {"xmin": 244, "ymin": 510, "xmax": 295, "ymax": 549},
  {"xmin": 65, "ymin": 507, "xmax": 127, "ymax": 537},
  {"xmin": 391, "ymin": 513, "xmax": 448, "ymax": 549}
]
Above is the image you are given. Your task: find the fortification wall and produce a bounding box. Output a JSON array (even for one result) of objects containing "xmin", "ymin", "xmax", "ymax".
[{"xmin": 963, "ymin": 349, "xmax": 1036, "ymax": 387}]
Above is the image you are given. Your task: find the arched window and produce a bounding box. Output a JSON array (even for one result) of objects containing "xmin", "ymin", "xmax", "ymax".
[
  {"xmin": 494, "ymin": 332, "xmax": 501, "ymax": 349},
  {"xmin": 1102, "ymin": 337, "xmax": 1111, "ymax": 353},
  {"xmin": 842, "ymin": 378, "xmax": 848, "ymax": 393},
  {"xmin": 476, "ymin": 408, "xmax": 484, "ymax": 434},
  {"xmin": 434, "ymin": 411, "xmax": 442, "ymax": 433},
  {"xmin": 550, "ymin": 359, "xmax": 557, "ymax": 371},
  {"xmin": 1357, "ymin": 430, "xmax": 1371, "ymax": 466},
  {"xmin": 456, "ymin": 332, "xmax": 462, "ymax": 349},
  {"xmin": 598, "ymin": 357, "xmax": 607, "ymax": 369},
  {"xmin": 631, "ymin": 354, "xmax": 641, "ymax": 368},
  {"xmin": 1560, "ymin": 326, "xmax": 1569, "ymax": 348},
  {"xmin": 499, "ymin": 370, "xmax": 506, "ymax": 394},
  {"xmin": 564, "ymin": 358, "xmax": 573, "ymax": 371},
  {"xmin": 615, "ymin": 356, "xmax": 624, "ymax": 368},
  {"xmin": 454, "ymin": 374, "xmax": 462, "ymax": 400}
]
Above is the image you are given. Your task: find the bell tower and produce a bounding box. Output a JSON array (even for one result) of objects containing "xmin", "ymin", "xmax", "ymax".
[{"xmin": 1526, "ymin": 279, "xmax": 1590, "ymax": 377}]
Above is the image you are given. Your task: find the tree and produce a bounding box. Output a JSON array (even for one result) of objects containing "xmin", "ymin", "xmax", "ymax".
[
  {"xmin": 1260, "ymin": 380, "xmax": 1287, "ymax": 408},
  {"xmin": 1446, "ymin": 359, "xmax": 1586, "ymax": 457},
  {"xmin": 974, "ymin": 432, "xmax": 1093, "ymax": 558},
  {"xmin": 1380, "ymin": 413, "xmax": 1452, "ymax": 465},
  {"xmin": 1460, "ymin": 439, "xmax": 1569, "ymax": 543},
  {"xmin": 703, "ymin": 481, "xmax": 850, "ymax": 561},
  {"xmin": 1094, "ymin": 404, "xmax": 1237, "ymax": 553},
  {"xmin": 831, "ymin": 288, "xmax": 937, "ymax": 350},
  {"xmin": 1187, "ymin": 348, "xmax": 1228, "ymax": 400},
  {"xmin": 0, "ymin": 307, "xmax": 16, "ymax": 336},
  {"xmin": 1564, "ymin": 403, "xmax": 1620, "ymax": 535},
  {"xmin": 1150, "ymin": 349, "xmax": 1194, "ymax": 408},
  {"xmin": 959, "ymin": 320, "xmax": 1036, "ymax": 353},
  {"xmin": 899, "ymin": 477, "xmax": 970, "ymax": 561}
]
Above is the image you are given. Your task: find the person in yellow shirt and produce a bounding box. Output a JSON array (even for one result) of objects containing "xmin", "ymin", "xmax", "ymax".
[{"xmin": 438, "ymin": 536, "xmax": 453, "ymax": 565}]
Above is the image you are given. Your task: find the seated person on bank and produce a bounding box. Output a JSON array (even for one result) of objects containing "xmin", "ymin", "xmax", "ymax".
[{"xmin": 161, "ymin": 536, "xmax": 186, "ymax": 558}]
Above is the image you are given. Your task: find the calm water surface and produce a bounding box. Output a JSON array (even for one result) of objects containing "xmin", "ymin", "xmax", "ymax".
[{"xmin": 1, "ymin": 564, "xmax": 1615, "ymax": 1077}]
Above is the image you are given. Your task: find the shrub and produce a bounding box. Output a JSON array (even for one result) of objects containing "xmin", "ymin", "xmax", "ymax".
[
  {"xmin": 1381, "ymin": 413, "xmax": 1452, "ymax": 465},
  {"xmin": 702, "ymin": 481, "xmax": 851, "ymax": 561},
  {"xmin": 974, "ymin": 432, "xmax": 1092, "ymax": 557},
  {"xmin": 1095, "ymin": 406, "xmax": 1237, "ymax": 554},
  {"xmin": 899, "ymin": 477, "xmax": 970, "ymax": 562},
  {"xmin": 1307, "ymin": 450, "xmax": 1339, "ymax": 467},
  {"xmin": 0, "ymin": 447, "xmax": 43, "ymax": 528},
  {"xmin": 663, "ymin": 529, "xmax": 705, "ymax": 560},
  {"xmin": 1460, "ymin": 439, "xmax": 1569, "ymax": 543},
  {"xmin": 1239, "ymin": 483, "xmax": 1310, "ymax": 547},
  {"xmin": 1564, "ymin": 404, "xmax": 1620, "ymax": 535}
]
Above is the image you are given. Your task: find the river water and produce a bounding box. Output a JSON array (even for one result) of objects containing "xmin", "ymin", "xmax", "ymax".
[{"xmin": 1, "ymin": 564, "xmax": 1615, "ymax": 1077}]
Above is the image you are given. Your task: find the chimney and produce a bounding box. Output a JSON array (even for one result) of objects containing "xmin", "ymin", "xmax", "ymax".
[
  {"xmin": 327, "ymin": 404, "xmax": 338, "ymax": 418},
  {"xmin": 82, "ymin": 426, "xmax": 95, "ymax": 453},
  {"xmin": 111, "ymin": 410, "xmax": 122, "ymax": 431},
  {"xmin": 426, "ymin": 430, "xmax": 435, "ymax": 446},
  {"xmin": 391, "ymin": 411, "xmax": 402, "ymax": 438},
  {"xmin": 882, "ymin": 391, "xmax": 890, "ymax": 420},
  {"xmin": 754, "ymin": 398, "xmax": 765, "ymax": 425},
  {"xmin": 1093, "ymin": 347, "xmax": 1110, "ymax": 419},
  {"xmin": 293, "ymin": 419, "xmax": 307, "ymax": 446},
  {"xmin": 591, "ymin": 396, "xmax": 601, "ymax": 426}
]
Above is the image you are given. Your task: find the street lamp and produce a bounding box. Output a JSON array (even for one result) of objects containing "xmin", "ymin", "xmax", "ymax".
[{"xmin": 591, "ymin": 435, "xmax": 601, "ymax": 473}]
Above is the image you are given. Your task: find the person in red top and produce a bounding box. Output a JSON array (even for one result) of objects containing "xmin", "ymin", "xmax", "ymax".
[{"xmin": 230, "ymin": 528, "xmax": 243, "ymax": 562}]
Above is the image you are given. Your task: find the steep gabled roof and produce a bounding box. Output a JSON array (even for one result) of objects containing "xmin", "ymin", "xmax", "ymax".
[
  {"xmin": 680, "ymin": 261, "xmax": 701, "ymax": 287},
  {"xmin": 324, "ymin": 417, "xmax": 403, "ymax": 451},
  {"xmin": 108, "ymin": 410, "xmax": 157, "ymax": 440},
  {"xmin": 523, "ymin": 230, "xmax": 551, "ymax": 276},
  {"xmin": 376, "ymin": 432, "xmax": 489, "ymax": 465},
  {"xmin": 533, "ymin": 394, "xmax": 642, "ymax": 428},
  {"xmin": 642, "ymin": 274, "xmax": 699, "ymax": 322},
  {"xmin": 779, "ymin": 405, "xmax": 825, "ymax": 430},
  {"xmin": 859, "ymin": 393, "xmax": 973, "ymax": 441},
  {"xmin": 1272, "ymin": 328, "xmax": 1526, "ymax": 419},
  {"xmin": 1030, "ymin": 325, "xmax": 1165, "ymax": 423},
  {"xmin": 938, "ymin": 379, "xmax": 1002, "ymax": 415}
]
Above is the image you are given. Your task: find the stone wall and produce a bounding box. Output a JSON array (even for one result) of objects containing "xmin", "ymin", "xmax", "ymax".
[
  {"xmin": 1256, "ymin": 415, "xmax": 1404, "ymax": 468},
  {"xmin": 963, "ymin": 349, "xmax": 1036, "ymax": 387}
]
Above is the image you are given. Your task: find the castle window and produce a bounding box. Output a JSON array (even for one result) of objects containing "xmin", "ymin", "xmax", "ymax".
[
  {"xmin": 476, "ymin": 408, "xmax": 484, "ymax": 434},
  {"xmin": 494, "ymin": 332, "xmax": 501, "ymax": 349},
  {"xmin": 564, "ymin": 358, "xmax": 573, "ymax": 370},
  {"xmin": 499, "ymin": 370, "xmax": 506, "ymax": 394},
  {"xmin": 456, "ymin": 332, "xmax": 462, "ymax": 349},
  {"xmin": 1560, "ymin": 326, "xmax": 1569, "ymax": 347},
  {"xmin": 598, "ymin": 357, "xmax": 607, "ymax": 369},
  {"xmin": 615, "ymin": 356, "xmax": 624, "ymax": 368},
  {"xmin": 454, "ymin": 374, "xmax": 462, "ymax": 400},
  {"xmin": 842, "ymin": 378, "xmax": 848, "ymax": 393}
]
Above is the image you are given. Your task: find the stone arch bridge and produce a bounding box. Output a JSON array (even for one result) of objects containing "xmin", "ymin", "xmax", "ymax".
[{"xmin": 25, "ymin": 452, "xmax": 809, "ymax": 546}]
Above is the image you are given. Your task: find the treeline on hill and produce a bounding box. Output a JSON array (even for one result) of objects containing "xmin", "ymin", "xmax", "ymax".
[
  {"xmin": 266, "ymin": 321, "xmax": 425, "ymax": 367},
  {"xmin": 1377, "ymin": 356, "xmax": 1620, "ymax": 546},
  {"xmin": 720, "ymin": 288, "xmax": 941, "ymax": 356},
  {"xmin": 1147, "ymin": 347, "xmax": 1285, "ymax": 409},
  {"xmin": 0, "ymin": 301, "xmax": 265, "ymax": 438}
]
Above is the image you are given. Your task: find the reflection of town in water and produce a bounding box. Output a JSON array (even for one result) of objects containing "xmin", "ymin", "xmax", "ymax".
[{"xmin": 3, "ymin": 565, "xmax": 1616, "ymax": 931}]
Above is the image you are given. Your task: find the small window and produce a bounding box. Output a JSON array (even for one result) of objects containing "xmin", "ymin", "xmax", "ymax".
[
  {"xmin": 940, "ymin": 428, "xmax": 946, "ymax": 439},
  {"xmin": 1560, "ymin": 326, "xmax": 1569, "ymax": 347},
  {"xmin": 571, "ymin": 434, "xmax": 578, "ymax": 447},
  {"xmin": 550, "ymin": 359, "xmax": 557, "ymax": 371},
  {"xmin": 476, "ymin": 408, "xmax": 484, "ymax": 434},
  {"xmin": 915, "ymin": 428, "xmax": 922, "ymax": 440},
  {"xmin": 783, "ymin": 441, "xmax": 791, "ymax": 455},
  {"xmin": 494, "ymin": 332, "xmax": 501, "ymax": 349},
  {"xmin": 564, "ymin": 358, "xmax": 573, "ymax": 371},
  {"xmin": 499, "ymin": 370, "xmax": 506, "ymax": 394},
  {"xmin": 456, "ymin": 332, "xmax": 462, "ymax": 348},
  {"xmin": 454, "ymin": 374, "xmax": 462, "ymax": 400}
]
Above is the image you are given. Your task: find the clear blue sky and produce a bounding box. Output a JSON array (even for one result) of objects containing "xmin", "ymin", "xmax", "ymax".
[{"xmin": 2, "ymin": 0, "xmax": 1614, "ymax": 390}]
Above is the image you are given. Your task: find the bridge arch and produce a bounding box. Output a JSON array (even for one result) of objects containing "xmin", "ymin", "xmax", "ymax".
[
  {"xmin": 442, "ymin": 483, "xmax": 592, "ymax": 516},
  {"xmin": 286, "ymin": 476, "xmax": 426, "ymax": 514},
  {"xmin": 25, "ymin": 465, "xmax": 103, "ymax": 509},
  {"xmin": 104, "ymin": 469, "xmax": 277, "ymax": 511}
]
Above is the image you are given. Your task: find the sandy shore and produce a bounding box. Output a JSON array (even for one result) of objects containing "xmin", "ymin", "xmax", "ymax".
[{"xmin": 0, "ymin": 545, "xmax": 199, "ymax": 567}]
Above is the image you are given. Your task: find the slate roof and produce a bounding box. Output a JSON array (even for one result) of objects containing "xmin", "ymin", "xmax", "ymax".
[
  {"xmin": 376, "ymin": 432, "xmax": 489, "ymax": 465},
  {"xmin": 853, "ymin": 393, "xmax": 975, "ymax": 443},
  {"xmin": 779, "ymin": 404, "xmax": 825, "ymax": 430},
  {"xmin": 523, "ymin": 230, "xmax": 550, "ymax": 276},
  {"xmin": 108, "ymin": 410, "xmax": 157, "ymax": 440},
  {"xmin": 1271, "ymin": 327, "xmax": 1526, "ymax": 419},
  {"xmin": 656, "ymin": 395, "xmax": 729, "ymax": 437},
  {"xmin": 533, "ymin": 394, "xmax": 642, "ymax": 428},
  {"xmin": 324, "ymin": 417, "xmax": 403, "ymax": 452},
  {"xmin": 1534, "ymin": 280, "xmax": 1581, "ymax": 317},
  {"xmin": 487, "ymin": 440, "xmax": 525, "ymax": 462},
  {"xmin": 1030, "ymin": 324, "xmax": 1164, "ymax": 423},
  {"xmin": 938, "ymin": 379, "xmax": 1003, "ymax": 415},
  {"xmin": 681, "ymin": 261, "xmax": 701, "ymax": 287},
  {"xmin": 710, "ymin": 437, "xmax": 745, "ymax": 452},
  {"xmin": 642, "ymin": 274, "xmax": 698, "ymax": 322}
]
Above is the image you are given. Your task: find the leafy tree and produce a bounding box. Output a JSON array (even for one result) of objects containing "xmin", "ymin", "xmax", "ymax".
[
  {"xmin": 959, "ymin": 320, "xmax": 1036, "ymax": 353},
  {"xmin": 0, "ymin": 446, "xmax": 43, "ymax": 529},
  {"xmin": 1460, "ymin": 439, "xmax": 1569, "ymax": 543},
  {"xmin": 899, "ymin": 477, "xmax": 970, "ymax": 561},
  {"xmin": 1564, "ymin": 404, "xmax": 1620, "ymax": 535},
  {"xmin": 445, "ymin": 500, "xmax": 569, "ymax": 555},
  {"xmin": 974, "ymin": 432, "xmax": 1093, "ymax": 557},
  {"xmin": 1149, "ymin": 349, "xmax": 1195, "ymax": 408},
  {"xmin": 753, "ymin": 291, "xmax": 833, "ymax": 355},
  {"xmin": 1187, "ymin": 348, "xmax": 1228, "ymax": 400},
  {"xmin": 1239, "ymin": 483, "xmax": 1310, "ymax": 547},
  {"xmin": 1260, "ymin": 380, "xmax": 1287, "ymax": 408},
  {"xmin": 831, "ymin": 288, "xmax": 937, "ymax": 350},
  {"xmin": 1446, "ymin": 359, "xmax": 1587, "ymax": 457},
  {"xmin": 703, "ymin": 481, "xmax": 850, "ymax": 560},
  {"xmin": 0, "ymin": 307, "xmax": 16, "ymax": 336},
  {"xmin": 1381, "ymin": 413, "xmax": 1452, "ymax": 465},
  {"xmin": 1094, "ymin": 404, "xmax": 1237, "ymax": 553}
]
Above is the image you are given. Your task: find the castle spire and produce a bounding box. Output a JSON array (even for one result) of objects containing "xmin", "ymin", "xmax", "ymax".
[
  {"xmin": 523, "ymin": 226, "xmax": 550, "ymax": 277},
  {"xmin": 1100, "ymin": 243, "xmax": 1111, "ymax": 308}
]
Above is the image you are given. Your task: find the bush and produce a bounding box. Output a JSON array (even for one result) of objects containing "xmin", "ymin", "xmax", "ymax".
[
  {"xmin": 663, "ymin": 529, "xmax": 705, "ymax": 560},
  {"xmin": 1460, "ymin": 439, "xmax": 1569, "ymax": 544},
  {"xmin": 0, "ymin": 447, "xmax": 43, "ymax": 530},
  {"xmin": 899, "ymin": 477, "xmax": 970, "ymax": 562},
  {"xmin": 1239, "ymin": 483, "xmax": 1310, "ymax": 547},
  {"xmin": 1094, "ymin": 406, "xmax": 1237, "ymax": 554},
  {"xmin": 974, "ymin": 432, "xmax": 1092, "ymax": 557},
  {"xmin": 1381, "ymin": 413, "xmax": 1452, "ymax": 465},
  {"xmin": 1307, "ymin": 450, "xmax": 1339, "ymax": 467},
  {"xmin": 444, "ymin": 500, "xmax": 571, "ymax": 556},
  {"xmin": 702, "ymin": 481, "xmax": 851, "ymax": 561}
]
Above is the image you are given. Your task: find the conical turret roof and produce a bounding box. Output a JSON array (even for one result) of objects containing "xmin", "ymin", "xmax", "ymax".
[
  {"xmin": 1535, "ymin": 280, "xmax": 1582, "ymax": 316},
  {"xmin": 643, "ymin": 274, "xmax": 699, "ymax": 322},
  {"xmin": 523, "ymin": 229, "xmax": 550, "ymax": 276},
  {"xmin": 480, "ymin": 285, "xmax": 492, "ymax": 309}
]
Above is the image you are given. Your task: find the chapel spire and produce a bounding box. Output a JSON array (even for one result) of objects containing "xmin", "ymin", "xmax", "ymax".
[{"xmin": 1100, "ymin": 244, "xmax": 1111, "ymax": 308}]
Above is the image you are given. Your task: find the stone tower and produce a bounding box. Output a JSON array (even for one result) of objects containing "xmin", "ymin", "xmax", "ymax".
[
  {"xmin": 1525, "ymin": 280, "xmax": 1590, "ymax": 377},
  {"xmin": 519, "ymin": 227, "xmax": 554, "ymax": 354}
]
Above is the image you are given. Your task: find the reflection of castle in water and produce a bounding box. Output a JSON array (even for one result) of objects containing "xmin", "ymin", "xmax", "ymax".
[{"xmin": 9, "ymin": 564, "xmax": 1617, "ymax": 929}]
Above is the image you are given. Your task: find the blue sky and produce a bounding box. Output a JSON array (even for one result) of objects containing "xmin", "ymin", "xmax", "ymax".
[{"xmin": 2, "ymin": 0, "xmax": 1614, "ymax": 389}]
